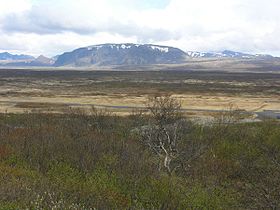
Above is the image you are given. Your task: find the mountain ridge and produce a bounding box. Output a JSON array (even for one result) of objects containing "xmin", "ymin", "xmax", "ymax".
[
  {"xmin": 54, "ymin": 43, "xmax": 187, "ymax": 66},
  {"xmin": 186, "ymin": 50, "xmax": 276, "ymax": 59},
  {"xmin": 1, "ymin": 44, "xmax": 279, "ymax": 67},
  {"xmin": 0, "ymin": 54, "xmax": 54, "ymax": 67},
  {"xmin": 0, "ymin": 52, "xmax": 34, "ymax": 60},
  {"xmin": 54, "ymin": 44, "xmax": 279, "ymax": 67}
]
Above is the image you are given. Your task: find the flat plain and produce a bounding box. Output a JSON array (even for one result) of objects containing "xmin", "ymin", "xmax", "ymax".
[{"xmin": 0, "ymin": 68, "xmax": 279, "ymax": 119}]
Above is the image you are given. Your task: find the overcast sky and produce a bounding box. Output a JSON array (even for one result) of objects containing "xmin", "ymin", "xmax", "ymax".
[{"xmin": 0, "ymin": 0, "xmax": 280, "ymax": 57}]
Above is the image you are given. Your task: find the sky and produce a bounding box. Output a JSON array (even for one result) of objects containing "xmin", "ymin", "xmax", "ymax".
[{"xmin": 0, "ymin": 0, "xmax": 280, "ymax": 57}]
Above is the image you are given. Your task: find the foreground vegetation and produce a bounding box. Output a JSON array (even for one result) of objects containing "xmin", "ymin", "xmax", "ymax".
[{"xmin": 0, "ymin": 97, "xmax": 279, "ymax": 209}]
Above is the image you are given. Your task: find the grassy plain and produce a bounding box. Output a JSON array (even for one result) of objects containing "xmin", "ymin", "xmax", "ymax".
[{"xmin": 0, "ymin": 68, "xmax": 279, "ymax": 119}]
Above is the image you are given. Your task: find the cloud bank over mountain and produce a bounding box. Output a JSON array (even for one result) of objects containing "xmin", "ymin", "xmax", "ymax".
[{"xmin": 0, "ymin": 0, "xmax": 280, "ymax": 56}]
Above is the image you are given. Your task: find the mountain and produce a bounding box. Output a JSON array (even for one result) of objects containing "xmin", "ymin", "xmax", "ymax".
[
  {"xmin": 3, "ymin": 55, "xmax": 54, "ymax": 67},
  {"xmin": 1, "ymin": 46, "xmax": 278, "ymax": 68},
  {"xmin": 0, "ymin": 52, "xmax": 34, "ymax": 60},
  {"xmin": 186, "ymin": 50, "xmax": 276, "ymax": 59},
  {"xmin": 54, "ymin": 43, "xmax": 187, "ymax": 66},
  {"xmin": 216, "ymin": 50, "xmax": 254, "ymax": 58},
  {"xmin": 31, "ymin": 55, "xmax": 55, "ymax": 66},
  {"xmin": 52, "ymin": 55, "xmax": 60, "ymax": 61}
]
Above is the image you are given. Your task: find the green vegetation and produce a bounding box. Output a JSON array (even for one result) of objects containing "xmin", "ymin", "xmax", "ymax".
[{"xmin": 0, "ymin": 98, "xmax": 279, "ymax": 209}]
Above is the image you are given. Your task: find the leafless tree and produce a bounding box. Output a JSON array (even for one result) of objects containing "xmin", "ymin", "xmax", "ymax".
[
  {"xmin": 146, "ymin": 94, "xmax": 182, "ymax": 126},
  {"xmin": 135, "ymin": 95, "xmax": 184, "ymax": 175}
]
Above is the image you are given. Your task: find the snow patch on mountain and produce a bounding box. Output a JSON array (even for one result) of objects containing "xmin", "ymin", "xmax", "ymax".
[
  {"xmin": 150, "ymin": 46, "xmax": 169, "ymax": 53},
  {"xmin": 186, "ymin": 50, "xmax": 266, "ymax": 59},
  {"xmin": 121, "ymin": 44, "xmax": 132, "ymax": 49},
  {"xmin": 85, "ymin": 44, "xmax": 171, "ymax": 53},
  {"xmin": 187, "ymin": 51, "xmax": 206, "ymax": 58}
]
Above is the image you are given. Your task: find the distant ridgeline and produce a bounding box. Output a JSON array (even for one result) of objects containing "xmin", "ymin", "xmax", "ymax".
[
  {"xmin": 0, "ymin": 52, "xmax": 54, "ymax": 67},
  {"xmin": 0, "ymin": 52, "xmax": 34, "ymax": 60},
  {"xmin": 0, "ymin": 44, "xmax": 278, "ymax": 67}
]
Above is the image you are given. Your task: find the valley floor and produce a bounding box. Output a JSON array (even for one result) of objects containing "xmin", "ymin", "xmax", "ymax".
[{"xmin": 0, "ymin": 68, "xmax": 279, "ymax": 120}]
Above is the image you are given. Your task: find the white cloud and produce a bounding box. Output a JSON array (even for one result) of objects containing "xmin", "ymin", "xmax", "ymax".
[
  {"xmin": 0, "ymin": 32, "xmax": 139, "ymax": 57},
  {"xmin": 0, "ymin": 0, "xmax": 31, "ymax": 17},
  {"xmin": 0, "ymin": 0, "xmax": 280, "ymax": 56}
]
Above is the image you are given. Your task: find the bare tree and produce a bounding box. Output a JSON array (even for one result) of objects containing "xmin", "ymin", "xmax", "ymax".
[
  {"xmin": 135, "ymin": 95, "xmax": 184, "ymax": 175},
  {"xmin": 146, "ymin": 95, "xmax": 182, "ymax": 126}
]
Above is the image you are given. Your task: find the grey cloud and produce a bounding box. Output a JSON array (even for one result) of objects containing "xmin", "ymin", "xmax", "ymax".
[
  {"xmin": 1, "ymin": 6, "xmax": 175, "ymax": 43},
  {"xmin": 1, "ymin": 0, "xmax": 280, "ymax": 56}
]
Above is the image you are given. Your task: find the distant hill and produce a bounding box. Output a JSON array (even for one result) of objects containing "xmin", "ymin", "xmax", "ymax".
[
  {"xmin": 0, "ymin": 52, "xmax": 34, "ymax": 60},
  {"xmin": 2, "ymin": 55, "xmax": 54, "ymax": 67},
  {"xmin": 30, "ymin": 55, "xmax": 55, "ymax": 66},
  {"xmin": 186, "ymin": 50, "xmax": 276, "ymax": 59},
  {"xmin": 54, "ymin": 43, "xmax": 187, "ymax": 66}
]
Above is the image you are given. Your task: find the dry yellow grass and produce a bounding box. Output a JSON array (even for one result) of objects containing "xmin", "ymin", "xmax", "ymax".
[
  {"xmin": 0, "ymin": 69, "xmax": 278, "ymax": 118},
  {"xmin": 0, "ymin": 93, "xmax": 279, "ymax": 115}
]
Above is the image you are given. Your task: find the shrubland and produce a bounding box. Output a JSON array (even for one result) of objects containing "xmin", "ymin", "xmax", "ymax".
[{"xmin": 0, "ymin": 96, "xmax": 279, "ymax": 209}]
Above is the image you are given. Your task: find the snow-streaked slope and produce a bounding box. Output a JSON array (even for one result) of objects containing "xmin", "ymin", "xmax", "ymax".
[
  {"xmin": 186, "ymin": 50, "xmax": 275, "ymax": 59},
  {"xmin": 55, "ymin": 43, "xmax": 186, "ymax": 66}
]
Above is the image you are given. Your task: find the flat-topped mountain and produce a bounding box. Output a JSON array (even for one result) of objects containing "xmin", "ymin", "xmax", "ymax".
[{"xmin": 54, "ymin": 43, "xmax": 187, "ymax": 66}]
